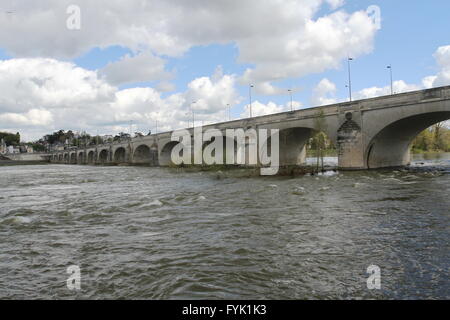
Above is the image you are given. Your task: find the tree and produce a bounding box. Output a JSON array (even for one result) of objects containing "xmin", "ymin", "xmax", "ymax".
[
  {"xmin": 433, "ymin": 122, "xmax": 446, "ymax": 151},
  {"xmin": 412, "ymin": 122, "xmax": 450, "ymax": 153},
  {"xmin": 0, "ymin": 131, "xmax": 21, "ymax": 146},
  {"xmin": 312, "ymin": 110, "xmax": 327, "ymax": 173}
]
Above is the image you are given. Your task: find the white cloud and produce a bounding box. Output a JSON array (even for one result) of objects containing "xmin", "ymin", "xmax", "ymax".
[
  {"xmin": 0, "ymin": 1, "xmax": 378, "ymax": 89},
  {"xmin": 311, "ymin": 78, "xmax": 337, "ymax": 106},
  {"xmin": 422, "ymin": 76, "xmax": 437, "ymax": 89},
  {"xmin": 0, "ymin": 58, "xmax": 115, "ymax": 114},
  {"xmin": 156, "ymin": 81, "xmax": 176, "ymax": 92},
  {"xmin": 0, "ymin": 58, "xmax": 241, "ymax": 140},
  {"xmin": 240, "ymin": 100, "xmax": 301, "ymax": 118},
  {"xmin": 240, "ymin": 8, "xmax": 377, "ymax": 86},
  {"xmin": 184, "ymin": 67, "xmax": 241, "ymax": 115},
  {"xmin": 431, "ymin": 45, "xmax": 450, "ymax": 87},
  {"xmin": 99, "ymin": 51, "xmax": 172, "ymax": 86},
  {"xmin": 352, "ymin": 45, "xmax": 450, "ymax": 100},
  {"xmin": 326, "ymin": 0, "xmax": 345, "ymax": 10},
  {"xmin": 354, "ymin": 80, "xmax": 421, "ymax": 100},
  {"xmin": 0, "ymin": 109, "xmax": 53, "ymax": 127}
]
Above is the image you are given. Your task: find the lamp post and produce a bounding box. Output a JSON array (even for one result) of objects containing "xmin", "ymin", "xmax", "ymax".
[
  {"xmin": 129, "ymin": 120, "xmax": 133, "ymax": 140},
  {"xmin": 288, "ymin": 89, "xmax": 293, "ymax": 111},
  {"xmin": 186, "ymin": 112, "xmax": 190, "ymax": 128},
  {"xmin": 387, "ymin": 65, "xmax": 393, "ymax": 95},
  {"xmin": 347, "ymin": 57, "xmax": 353, "ymax": 102},
  {"xmin": 191, "ymin": 101, "xmax": 196, "ymax": 128},
  {"xmin": 227, "ymin": 103, "xmax": 231, "ymax": 121},
  {"xmin": 249, "ymin": 84, "xmax": 254, "ymax": 118}
]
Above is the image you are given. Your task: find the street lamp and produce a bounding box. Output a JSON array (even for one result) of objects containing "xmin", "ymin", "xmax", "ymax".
[
  {"xmin": 347, "ymin": 57, "xmax": 353, "ymax": 102},
  {"xmin": 249, "ymin": 84, "xmax": 254, "ymax": 118},
  {"xmin": 185, "ymin": 112, "xmax": 191, "ymax": 128},
  {"xmin": 191, "ymin": 101, "xmax": 196, "ymax": 128},
  {"xmin": 387, "ymin": 65, "xmax": 393, "ymax": 95},
  {"xmin": 288, "ymin": 89, "xmax": 293, "ymax": 111},
  {"xmin": 227, "ymin": 103, "xmax": 231, "ymax": 121},
  {"xmin": 129, "ymin": 120, "xmax": 133, "ymax": 139}
]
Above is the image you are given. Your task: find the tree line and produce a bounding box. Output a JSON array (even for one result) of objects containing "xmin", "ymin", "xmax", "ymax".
[
  {"xmin": 0, "ymin": 132, "xmax": 20, "ymax": 146},
  {"xmin": 307, "ymin": 117, "xmax": 450, "ymax": 173},
  {"xmin": 411, "ymin": 123, "xmax": 450, "ymax": 153}
]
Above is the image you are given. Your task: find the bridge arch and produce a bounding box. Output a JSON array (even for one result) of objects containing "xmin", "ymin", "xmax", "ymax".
[
  {"xmin": 87, "ymin": 151, "xmax": 95, "ymax": 164},
  {"xmin": 365, "ymin": 111, "xmax": 450, "ymax": 169},
  {"xmin": 77, "ymin": 151, "xmax": 85, "ymax": 164},
  {"xmin": 133, "ymin": 144, "xmax": 158, "ymax": 165},
  {"xmin": 159, "ymin": 141, "xmax": 182, "ymax": 166},
  {"xmin": 113, "ymin": 147, "xmax": 127, "ymax": 163},
  {"xmin": 70, "ymin": 153, "xmax": 77, "ymax": 164},
  {"xmin": 277, "ymin": 127, "xmax": 312, "ymax": 166},
  {"xmin": 58, "ymin": 154, "xmax": 63, "ymax": 162},
  {"xmin": 258, "ymin": 127, "xmax": 332, "ymax": 167},
  {"xmin": 99, "ymin": 149, "xmax": 109, "ymax": 164}
]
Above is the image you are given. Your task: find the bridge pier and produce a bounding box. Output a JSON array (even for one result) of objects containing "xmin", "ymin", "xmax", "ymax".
[{"xmin": 337, "ymin": 111, "xmax": 367, "ymax": 170}]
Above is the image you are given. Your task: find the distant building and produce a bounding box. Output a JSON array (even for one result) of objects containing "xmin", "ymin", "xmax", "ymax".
[
  {"xmin": 55, "ymin": 145, "xmax": 65, "ymax": 151},
  {"xmin": 7, "ymin": 146, "xmax": 20, "ymax": 154}
]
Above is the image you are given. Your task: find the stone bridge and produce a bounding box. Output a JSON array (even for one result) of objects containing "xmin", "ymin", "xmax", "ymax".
[{"xmin": 50, "ymin": 85, "xmax": 450, "ymax": 170}]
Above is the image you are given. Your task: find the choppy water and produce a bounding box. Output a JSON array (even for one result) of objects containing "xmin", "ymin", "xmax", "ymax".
[{"xmin": 0, "ymin": 154, "xmax": 449, "ymax": 299}]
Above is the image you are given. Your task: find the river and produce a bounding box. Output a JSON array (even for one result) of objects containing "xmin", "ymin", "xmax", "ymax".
[{"xmin": 0, "ymin": 154, "xmax": 449, "ymax": 299}]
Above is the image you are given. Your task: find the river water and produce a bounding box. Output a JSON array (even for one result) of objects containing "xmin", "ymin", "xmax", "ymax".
[{"xmin": 0, "ymin": 154, "xmax": 449, "ymax": 299}]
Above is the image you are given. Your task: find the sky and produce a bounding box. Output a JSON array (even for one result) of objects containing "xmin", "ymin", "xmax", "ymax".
[{"xmin": 0, "ymin": 0, "xmax": 449, "ymax": 141}]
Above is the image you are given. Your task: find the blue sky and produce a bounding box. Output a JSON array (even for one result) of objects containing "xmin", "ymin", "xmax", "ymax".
[{"xmin": 0, "ymin": 0, "xmax": 449, "ymax": 140}]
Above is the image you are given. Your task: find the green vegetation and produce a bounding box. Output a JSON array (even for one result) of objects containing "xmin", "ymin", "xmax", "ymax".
[
  {"xmin": 411, "ymin": 123, "xmax": 450, "ymax": 153},
  {"xmin": 30, "ymin": 143, "xmax": 46, "ymax": 152},
  {"xmin": 0, "ymin": 131, "xmax": 20, "ymax": 146},
  {"xmin": 306, "ymin": 122, "xmax": 450, "ymax": 157},
  {"xmin": 311, "ymin": 110, "xmax": 330, "ymax": 172},
  {"xmin": 44, "ymin": 130, "xmax": 105, "ymax": 146},
  {"xmin": 44, "ymin": 130, "xmax": 75, "ymax": 145}
]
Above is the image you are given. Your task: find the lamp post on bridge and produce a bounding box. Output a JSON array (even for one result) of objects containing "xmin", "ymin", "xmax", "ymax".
[
  {"xmin": 347, "ymin": 57, "xmax": 353, "ymax": 102},
  {"xmin": 288, "ymin": 89, "xmax": 293, "ymax": 111},
  {"xmin": 191, "ymin": 101, "xmax": 196, "ymax": 128},
  {"xmin": 387, "ymin": 65, "xmax": 393, "ymax": 95},
  {"xmin": 249, "ymin": 84, "xmax": 254, "ymax": 118}
]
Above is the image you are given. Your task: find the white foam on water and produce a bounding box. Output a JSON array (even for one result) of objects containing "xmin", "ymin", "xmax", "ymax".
[
  {"xmin": 292, "ymin": 186, "xmax": 306, "ymax": 195},
  {"xmin": 13, "ymin": 216, "xmax": 33, "ymax": 224},
  {"xmin": 383, "ymin": 178, "xmax": 402, "ymax": 183},
  {"xmin": 148, "ymin": 199, "xmax": 163, "ymax": 206},
  {"xmin": 318, "ymin": 171, "xmax": 339, "ymax": 177}
]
